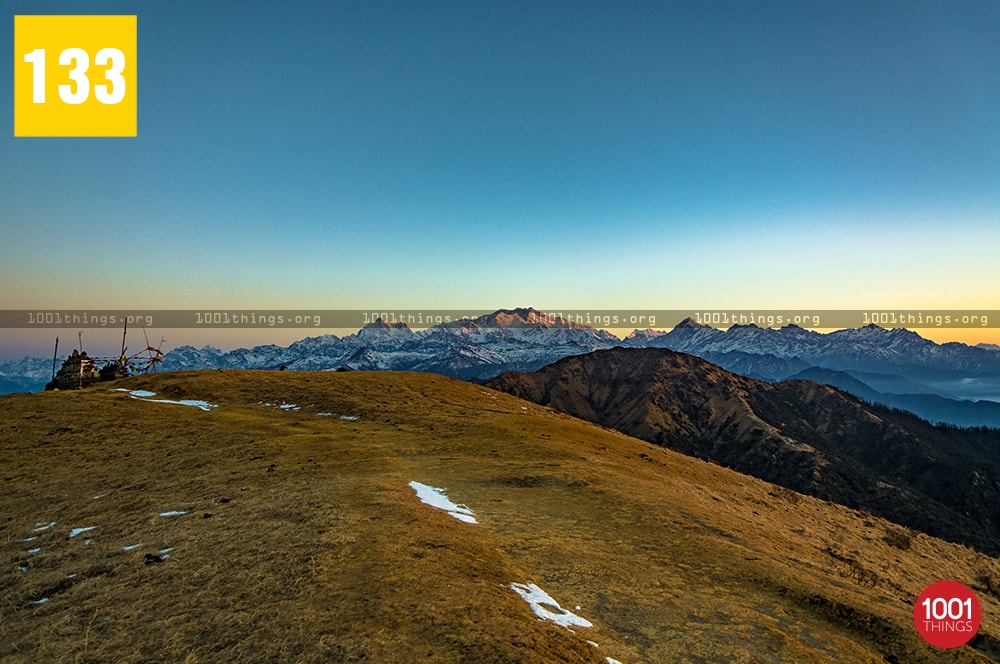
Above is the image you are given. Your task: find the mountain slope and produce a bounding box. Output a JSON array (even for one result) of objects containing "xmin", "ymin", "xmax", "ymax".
[
  {"xmin": 2, "ymin": 370, "xmax": 998, "ymax": 662},
  {"xmin": 487, "ymin": 348, "xmax": 1000, "ymax": 556}
]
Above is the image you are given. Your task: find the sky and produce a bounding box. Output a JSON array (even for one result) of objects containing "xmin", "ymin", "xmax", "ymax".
[{"xmin": 2, "ymin": 0, "xmax": 999, "ymax": 359}]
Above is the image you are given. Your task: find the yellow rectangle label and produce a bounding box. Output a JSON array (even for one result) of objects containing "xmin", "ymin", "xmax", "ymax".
[{"xmin": 14, "ymin": 15, "xmax": 137, "ymax": 137}]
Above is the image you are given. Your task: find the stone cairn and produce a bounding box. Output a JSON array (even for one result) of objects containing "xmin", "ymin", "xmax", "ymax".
[{"xmin": 45, "ymin": 350, "xmax": 127, "ymax": 390}]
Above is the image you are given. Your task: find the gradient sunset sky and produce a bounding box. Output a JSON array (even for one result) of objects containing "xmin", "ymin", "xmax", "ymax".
[{"xmin": 2, "ymin": 0, "xmax": 999, "ymax": 359}]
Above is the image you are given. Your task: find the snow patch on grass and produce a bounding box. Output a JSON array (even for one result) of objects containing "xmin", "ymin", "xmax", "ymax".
[
  {"xmin": 116, "ymin": 389, "xmax": 217, "ymax": 411},
  {"xmin": 68, "ymin": 526, "xmax": 98, "ymax": 538},
  {"xmin": 113, "ymin": 389, "xmax": 156, "ymax": 398},
  {"xmin": 122, "ymin": 544, "xmax": 142, "ymax": 551},
  {"xmin": 159, "ymin": 511, "xmax": 187, "ymax": 517},
  {"xmin": 155, "ymin": 398, "xmax": 217, "ymax": 411},
  {"xmin": 409, "ymin": 481, "xmax": 477, "ymax": 523},
  {"xmin": 34, "ymin": 521, "xmax": 56, "ymax": 532},
  {"xmin": 259, "ymin": 401, "xmax": 302, "ymax": 412},
  {"xmin": 509, "ymin": 582, "xmax": 593, "ymax": 629}
]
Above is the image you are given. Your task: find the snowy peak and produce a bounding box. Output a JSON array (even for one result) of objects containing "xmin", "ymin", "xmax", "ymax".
[
  {"xmin": 481, "ymin": 307, "xmax": 542, "ymax": 327},
  {"xmin": 672, "ymin": 316, "xmax": 714, "ymax": 330},
  {"xmin": 473, "ymin": 307, "xmax": 579, "ymax": 329},
  {"xmin": 625, "ymin": 328, "xmax": 668, "ymax": 343},
  {"xmin": 363, "ymin": 318, "xmax": 413, "ymax": 331}
]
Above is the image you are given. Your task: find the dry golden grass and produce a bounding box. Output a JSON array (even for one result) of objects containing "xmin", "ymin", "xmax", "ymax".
[{"xmin": 1, "ymin": 370, "xmax": 998, "ymax": 662}]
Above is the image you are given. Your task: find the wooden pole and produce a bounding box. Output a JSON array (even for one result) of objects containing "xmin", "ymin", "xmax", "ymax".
[
  {"xmin": 51, "ymin": 337, "xmax": 59, "ymax": 382},
  {"xmin": 78, "ymin": 332, "xmax": 84, "ymax": 388}
]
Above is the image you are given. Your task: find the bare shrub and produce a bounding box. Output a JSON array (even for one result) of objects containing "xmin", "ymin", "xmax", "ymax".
[{"xmin": 883, "ymin": 527, "xmax": 914, "ymax": 550}]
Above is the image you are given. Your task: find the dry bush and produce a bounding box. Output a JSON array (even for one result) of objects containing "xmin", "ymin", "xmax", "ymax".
[
  {"xmin": 769, "ymin": 484, "xmax": 801, "ymax": 504},
  {"xmin": 882, "ymin": 526, "xmax": 914, "ymax": 550},
  {"xmin": 976, "ymin": 570, "xmax": 1000, "ymax": 598}
]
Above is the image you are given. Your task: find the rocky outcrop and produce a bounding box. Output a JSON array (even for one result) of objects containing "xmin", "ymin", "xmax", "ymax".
[{"xmin": 45, "ymin": 350, "xmax": 126, "ymax": 390}]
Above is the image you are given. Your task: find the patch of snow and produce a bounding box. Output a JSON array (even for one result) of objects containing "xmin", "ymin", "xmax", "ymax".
[
  {"xmin": 68, "ymin": 526, "xmax": 98, "ymax": 538},
  {"xmin": 19, "ymin": 564, "xmax": 29, "ymax": 573},
  {"xmin": 606, "ymin": 658, "xmax": 623, "ymax": 664},
  {"xmin": 159, "ymin": 511, "xmax": 187, "ymax": 517},
  {"xmin": 27, "ymin": 548, "xmax": 40, "ymax": 554},
  {"xmin": 67, "ymin": 573, "xmax": 77, "ymax": 579},
  {"xmin": 317, "ymin": 412, "xmax": 333, "ymax": 417},
  {"xmin": 587, "ymin": 640, "xmax": 599, "ymax": 648},
  {"xmin": 93, "ymin": 494, "xmax": 104, "ymax": 499},
  {"xmin": 31, "ymin": 597, "xmax": 49, "ymax": 605},
  {"xmin": 113, "ymin": 388, "xmax": 156, "ymax": 397},
  {"xmin": 122, "ymin": 544, "xmax": 142, "ymax": 551},
  {"xmin": 158, "ymin": 547, "xmax": 173, "ymax": 554},
  {"xmin": 340, "ymin": 415, "xmax": 359, "ymax": 421},
  {"xmin": 161, "ymin": 398, "xmax": 217, "ymax": 411},
  {"xmin": 84, "ymin": 539, "xmax": 93, "ymax": 545},
  {"xmin": 117, "ymin": 389, "xmax": 217, "ymax": 411},
  {"xmin": 34, "ymin": 521, "xmax": 56, "ymax": 532},
  {"xmin": 260, "ymin": 401, "xmax": 302, "ymax": 412},
  {"xmin": 409, "ymin": 481, "xmax": 477, "ymax": 524},
  {"xmin": 23, "ymin": 536, "xmax": 37, "ymax": 542},
  {"xmin": 509, "ymin": 582, "xmax": 593, "ymax": 629}
]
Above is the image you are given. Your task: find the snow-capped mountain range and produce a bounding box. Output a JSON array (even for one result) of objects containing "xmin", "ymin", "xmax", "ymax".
[
  {"xmin": 626, "ymin": 317, "xmax": 1000, "ymax": 380},
  {"xmin": 161, "ymin": 309, "xmax": 620, "ymax": 379},
  {"xmin": 3, "ymin": 308, "xmax": 999, "ymax": 425}
]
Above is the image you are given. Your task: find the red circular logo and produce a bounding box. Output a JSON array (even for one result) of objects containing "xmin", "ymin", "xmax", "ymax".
[{"xmin": 914, "ymin": 580, "xmax": 981, "ymax": 648}]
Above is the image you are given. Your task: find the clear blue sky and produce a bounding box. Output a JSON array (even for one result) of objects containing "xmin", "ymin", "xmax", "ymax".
[{"xmin": 2, "ymin": 0, "xmax": 999, "ymax": 358}]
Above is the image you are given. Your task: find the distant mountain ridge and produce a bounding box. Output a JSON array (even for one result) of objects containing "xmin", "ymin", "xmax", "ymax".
[
  {"xmin": 486, "ymin": 347, "xmax": 1000, "ymax": 555},
  {"xmin": 2, "ymin": 308, "xmax": 999, "ymax": 427},
  {"xmin": 624, "ymin": 318, "xmax": 1000, "ymax": 426},
  {"xmin": 628, "ymin": 318, "xmax": 1000, "ymax": 377},
  {"xmin": 790, "ymin": 367, "xmax": 1000, "ymax": 429},
  {"xmin": 161, "ymin": 308, "xmax": 620, "ymax": 380}
]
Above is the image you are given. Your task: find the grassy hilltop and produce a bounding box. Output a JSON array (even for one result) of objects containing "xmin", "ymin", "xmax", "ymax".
[{"xmin": 1, "ymin": 370, "xmax": 998, "ymax": 662}]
